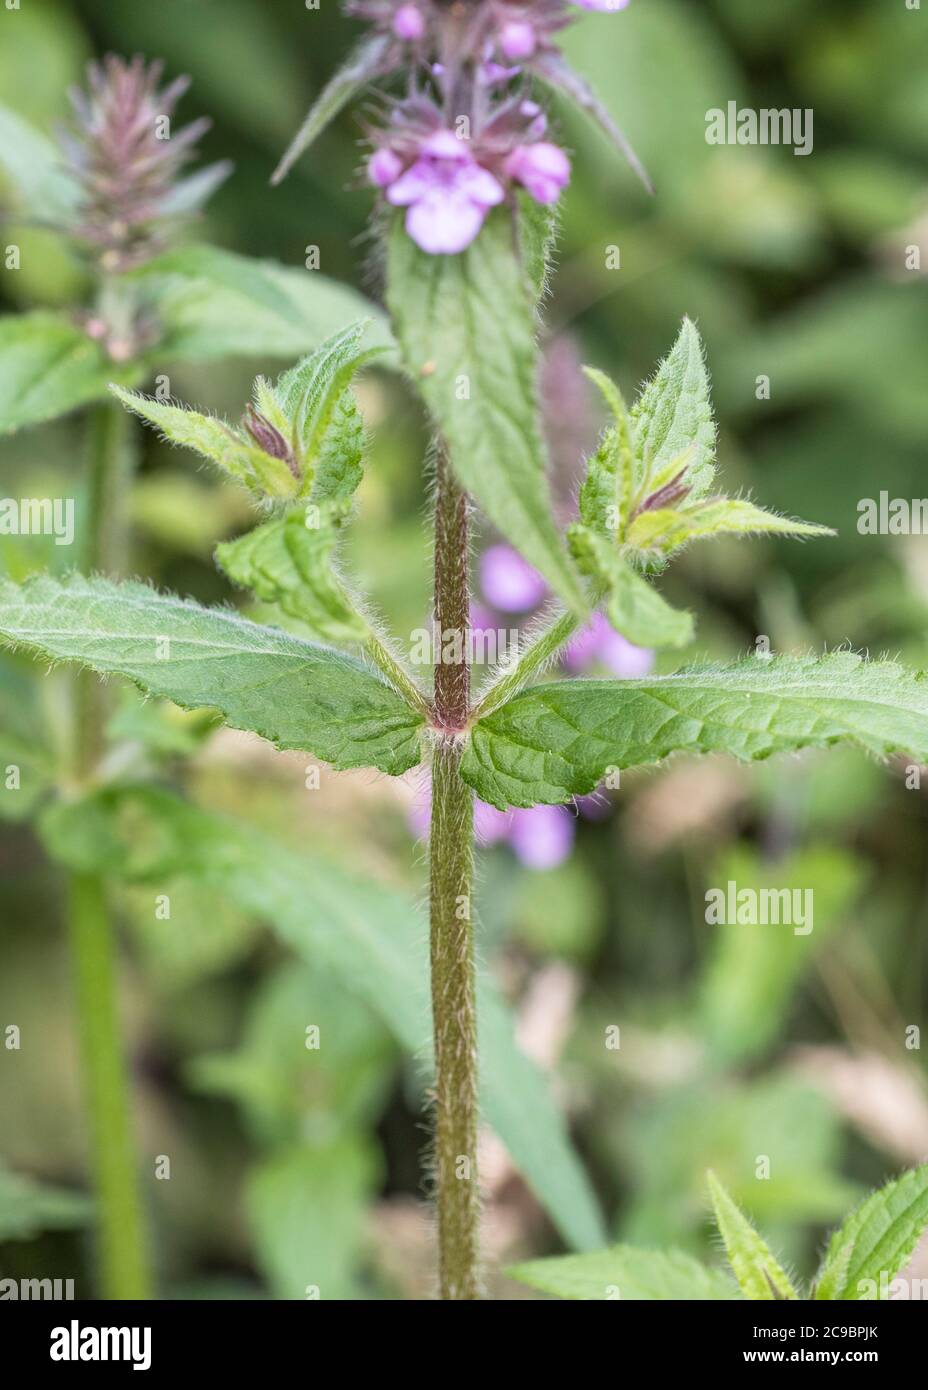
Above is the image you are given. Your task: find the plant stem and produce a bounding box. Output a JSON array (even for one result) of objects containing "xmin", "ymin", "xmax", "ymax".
[
  {"xmin": 68, "ymin": 398, "xmax": 151, "ymax": 1299},
  {"xmin": 429, "ymin": 447, "xmax": 480, "ymax": 1299},
  {"xmin": 476, "ymin": 606, "xmax": 581, "ymax": 719},
  {"xmin": 67, "ymin": 872, "xmax": 151, "ymax": 1299}
]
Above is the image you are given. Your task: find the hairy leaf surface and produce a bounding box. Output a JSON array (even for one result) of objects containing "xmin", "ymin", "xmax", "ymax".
[
  {"xmin": 387, "ymin": 207, "xmax": 586, "ymax": 616},
  {"xmin": 0, "ymin": 574, "xmax": 423, "ymax": 775},
  {"xmin": 463, "ymin": 653, "xmax": 928, "ymax": 808},
  {"xmin": 509, "ymin": 1245, "xmax": 737, "ymax": 1301},
  {"xmin": 708, "ymin": 1171, "xmax": 798, "ymax": 1300},
  {"xmin": 815, "ymin": 1165, "xmax": 928, "ymax": 1300}
]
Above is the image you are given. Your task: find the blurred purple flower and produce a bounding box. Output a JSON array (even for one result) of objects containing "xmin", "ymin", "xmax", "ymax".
[
  {"xmin": 393, "ymin": 3, "xmax": 426, "ymax": 39},
  {"xmin": 503, "ymin": 141, "xmax": 570, "ymax": 204},
  {"xmin": 508, "ymin": 805, "xmax": 575, "ymax": 869},
  {"xmin": 480, "ymin": 543, "xmax": 548, "ymax": 613},
  {"xmin": 368, "ymin": 147, "xmax": 403, "ymax": 187},
  {"xmin": 572, "ymin": 0, "xmax": 631, "ymax": 9},
  {"xmin": 410, "ymin": 784, "xmax": 574, "ymax": 869},
  {"xmin": 499, "ymin": 20, "xmax": 537, "ymax": 61},
  {"xmin": 563, "ymin": 611, "xmax": 655, "ymax": 677}
]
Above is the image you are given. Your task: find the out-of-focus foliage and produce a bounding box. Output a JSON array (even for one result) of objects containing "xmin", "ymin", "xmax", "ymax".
[{"xmin": 2, "ymin": 0, "xmax": 927, "ymax": 1298}]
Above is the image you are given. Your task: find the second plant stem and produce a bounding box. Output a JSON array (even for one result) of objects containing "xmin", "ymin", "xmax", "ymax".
[
  {"xmin": 67, "ymin": 398, "xmax": 151, "ymax": 1299},
  {"xmin": 429, "ymin": 448, "xmax": 480, "ymax": 1299}
]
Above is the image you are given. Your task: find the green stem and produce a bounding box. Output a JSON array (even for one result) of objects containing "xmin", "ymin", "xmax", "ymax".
[
  {"xmin": 429, "ymin": 449, "xmax": 480, "ymax": 1299},
  {"xmin": 67, "ymin": 873, "xmax": 151, "ymax": 1299},
  {"xmin": 68, "ymin": 398, "xmax": 151, "ymax": 1299},
  {"xmin": 475, "ymin": 606, "xmax": 581, "ymax": 720},
  {"xmin": 363, "ymin": 626, "xmax": 431, "ymax": 718}
]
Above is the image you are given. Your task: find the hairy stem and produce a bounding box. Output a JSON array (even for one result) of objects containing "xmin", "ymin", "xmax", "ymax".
[
  {"xmin": 429, "ymin": 448, "xmax": 480, "ymax": 1299},
  {"xmin": 67, "ymin": 872, "xmax": 151, "ymax": 1299},
  {"xmin": 476, "ymin": 606, "xmax": 581, "ymax": 719},
  {"xmin": 68, "ymin": 398, "xmax": 151, "ymax": 1299}
]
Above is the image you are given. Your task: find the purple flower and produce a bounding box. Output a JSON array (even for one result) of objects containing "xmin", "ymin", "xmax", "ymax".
[
  {"xmin": 393, "ymin": 3, "xmax": 426, "ymax": 40},
  {"xmin": 572, "ymin": 0, "xmax": 631, "ymax": 9},
  {"xmin": 368, "ymin": 147, "xmax": 403, "ymax": 187},
  {"xmin": 480, "ymin": 544, "xmax": 548, "ymax": 613},
  {"xmin": 385, "ymin": 129, "xmax": 504, "ymax": 254},
  {"xmin": 508, "ymin": 805, "xmax": 575, "ymax": 870},
  {"xmin": 499, "ymin": 20, "xmax": 537, "ymax": 61},
  {"xmin": 504, "ymin": 141, "xmax": 571, "ymax": 204},
  {"xmin": 563, "ymin": 611, "xmax": 654, "ymax": 676},
  {"xmin": 409, "ymin": 786, "xmax": 575, "ymax": 869}
]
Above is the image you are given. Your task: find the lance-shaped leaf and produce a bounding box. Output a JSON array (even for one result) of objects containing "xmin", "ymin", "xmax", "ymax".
[
  {"xmin": 130, "ymin": 244, "xmax": 311, "ymax": 329},
  {"xmin": 0, "ymin": 313, "xmax": 142, "ymax": 435},
  {"xmin": 273, "ymin": 321, "xmax": 383, "ymax": 493},
  {"xmin": 532, "ymin": 53, "xmax": 653, "ymax": 194},
  {"xmin": 0, "ymin": 574, "xmax": 424, "ymax": 775},
  {"xmin": 216, "ymin": 503, "xmax": 366, "ymax": 644},
  {"xmin": 0, "ymin": 1161, "xmax": 91, "ymax": 1241},
  {"xmin": 0, "ymin": 103, "xmax": 79, "ymax": 223},
  {"xmin": 39, "ymin": 784, "xmax": 606, "ymax": 1254},
  {"xmin": 632, "ymin": 316, "xmax": 716, "ymax": 501},
  {"xmin": 387, "ymin": 207, "xmax": 586, "ymax": 616},
  {"xmin": 814, "ymin": 1165, "xmax": 928, "ymax": 1300},
  {"xmin": 568, "ymin": 523, "xmax": 693, "ymax": 648},
  {"xmin": 708, "ymin": 1172, "xmax": 799, "ymax": 1301},
  {"xmin": 578, "ymin": 367, "xmax": 634, "ymax": 536},
  {"xmin": 508, "ymin": 1245, "xmax": 737, "ymax": 1301},
  {"xmin": 462, "ymin": 651, "xmax": 928, "ymax": 809},
  {"xmin": 109, "ymin": 385, "xmax": 298, "ymax": 499},
  {"xmin": 271, "ymin": 35, "xmax": 394, "ymax": 185},
  {"xmin": 132, "ymin": 246, "xmax": 394, "ymax": 364},
  {"xmin": 627, "ymin": 496, "xmax": 834, "ymax": 557}
]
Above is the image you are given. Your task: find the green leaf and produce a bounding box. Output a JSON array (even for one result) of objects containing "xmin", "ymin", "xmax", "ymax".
[
  {"xmin": 568, "ymin": 524, "xmax": 693, "ymax": 648},
  {"xmin": 246, "ymin": 1139, "xmax": 379, "ymax": 1300},
  {"xmin": 0, "ymin": 1161, "xmax": 91, "ymax": 1241},
  {"xmin": 131, "ymin": 244, "xmax": 313, "ymax": 329},
  {"xmin": 0, "ymin": 574, "xmax": 424, "ymax": 776},
  {"xmin": 386, "ymin": 206, "xmax": 586, "ymax": 617},
  {"xmin": 273, "ymin": 321, "xmax": 381, "ymax": 488},
  {"xmin": 0, "ymin": 103, "xmax": 78, "ymax": 222},
  {"xmin": 508, "ymin": 1245, "xmax": 738, "ymax": 1301},
  {"xmin": 815, "ymin": 1165, "xmax": 928, "ymax": 1300},
  {"xmin": 189, "ymin": 961, "xmax": 394, "ymax": 1145},
  {"xmin": 39, "ymin": 784, "xmax": 606, "ymax": 1254},
  {"xmin": 463, "ymin": 652, "xmax": 928, "ymax": 809},
  {"xmin": 133, "ymin": 247, "xmax": 394, "ymax": 364},
  {"xmin": 216, "ymin": 504, "xmax": 367, "ymax": 643},
  {"xmin": 578, "ymin": 368, "xmax": 635, "ymax": 536},
  {"xmin": 271, "ymin": 35, "xmax": 393, "ymax": 185},
  {"xmin": 698, "ymin": 846, "xmax": 864, "ymax": 1066},
  {"xmin": 708, "ymin": 1171, "xmax": 799, "ymax": 1300},
  {"xmin": 109, "ymin": 385, "xmax": 298, "ymax": 499},
  {"xmin": 631, "ymin": 317, "xmax": 716, "ymax": 501},
  {"xmin": 626, "ymin": 496, "xmax": 834, "ymax": 556},
  {"xmin": 533, "ymin": 52, "xmax": 653, "ymax": 193},
  {"xmin": 0, "ymin": 312, "xmax": 141, "ymax": 434}
]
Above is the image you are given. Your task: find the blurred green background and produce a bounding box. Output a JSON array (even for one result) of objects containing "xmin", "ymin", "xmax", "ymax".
[{"xmin": 2, "ymin": 0, "xmax": 928, "ymax": 1299}]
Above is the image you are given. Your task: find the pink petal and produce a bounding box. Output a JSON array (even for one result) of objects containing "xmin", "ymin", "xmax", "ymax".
[
  {"xmin": 404, "ymin": 188, "xmax": 487, "ymax": 254},
  {"xmin": 385, "ymin": 159, "xmax": 438, "ymax": 206},
  {"xmin": 456, "ymin": 163, "xmax": 505, "ymax": 208}
]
